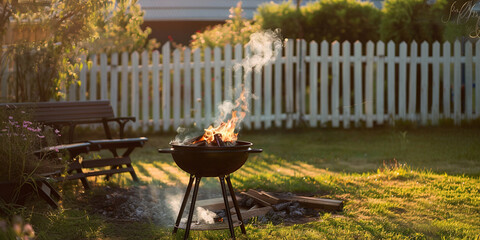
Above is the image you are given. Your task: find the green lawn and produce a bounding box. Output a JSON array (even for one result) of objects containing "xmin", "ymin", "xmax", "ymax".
[{"xmin": 16, "ymin": 127, "xmax": 480, "ymax": 239}]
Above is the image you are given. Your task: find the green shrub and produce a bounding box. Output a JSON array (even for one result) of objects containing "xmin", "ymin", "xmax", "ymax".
[
  {"xmin": 254, "ymin": 1, "xmax": 303, "ymax": 39},
  {"xmin": 380, "ymin": 0, "xmax": 446, "ymax": 43},
  {"xmin": 190, "ymin": 2, "xmax": 261, "ymax": 48},
  {"xmin": 302, "ymin": 0, "xmax": 382, "ymax": 43}
]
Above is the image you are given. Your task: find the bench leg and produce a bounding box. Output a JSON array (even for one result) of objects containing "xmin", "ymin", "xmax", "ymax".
[
  {"xmin": 36, "ymin": 180, "xmax": 60, "ymax": 209},
  {"xmin": 67, "ymin": 162, "xmax": 90, "ymax": 190}
]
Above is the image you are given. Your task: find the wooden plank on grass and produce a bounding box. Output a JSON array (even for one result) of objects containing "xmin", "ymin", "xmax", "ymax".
[{"xmin": 285, "ymin": 196, "xmax": 344, "ymax": 211}]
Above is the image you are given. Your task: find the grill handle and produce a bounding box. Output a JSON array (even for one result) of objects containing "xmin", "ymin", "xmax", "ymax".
[
  {"xmin": 158, "ymin": 148, "xmax": 175, "ymax": 153},
  {"xmin": 247, "ymin": 148, "xmax": 263, "ymax": 153}
]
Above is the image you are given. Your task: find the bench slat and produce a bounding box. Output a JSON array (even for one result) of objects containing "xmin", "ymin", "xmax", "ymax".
[{"xmin": 81, "ymin": 157, "xmax": 132, "ymax": 168}]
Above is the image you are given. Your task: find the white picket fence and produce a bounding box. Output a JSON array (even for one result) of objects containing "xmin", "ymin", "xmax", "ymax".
[{"xmin": 2, "ymin": 39, "xmax": 480, "ymax": 131}]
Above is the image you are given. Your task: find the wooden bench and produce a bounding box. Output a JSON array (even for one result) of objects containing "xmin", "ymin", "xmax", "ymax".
[{"xmin": 1, "ymin": 101, "xmax": 148, "ymax": 189}]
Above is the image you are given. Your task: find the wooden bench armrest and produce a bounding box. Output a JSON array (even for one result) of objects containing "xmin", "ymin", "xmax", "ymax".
[{"xmin": 87, "ymin": 137, "xmax": 148, "ymax": 151}]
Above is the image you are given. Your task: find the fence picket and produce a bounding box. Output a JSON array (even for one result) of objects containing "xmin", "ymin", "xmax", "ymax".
[
  {"xmin": 204, "ymin": 47, "xmax": 212, "ymax": 127},
  {"xmin": 285, "ymin": 39, "xmax": 294, "ymax": 129},
  {"xmin": 79, "ymin": 55, "xmax": 87, "ymax": 101},
  {"xmin": 387, "ymin": 41, "xmax": 395, "ymax": 121},
  {"xmin": 193, "ymin": 49, "xmax": 202, "ymax": 127},
  {"xmin": 432, "ymin": 42, "xmax": 440, "ymax": 124},
  {"xmin": 476, "ymin": 41, "xmax": 480, "ymax": 118},
  {"xmin": 443, "ymin": 42, "xmax": 451, "ymax": 119},
  {"xmin": 365, "ymin": 41, "xmax": 374, "ymax": 128},
  {"xmin": 309, "ymin": 41, "xmax": 318, "ymax": 127},
  {"xmin": 152, "ymin": 50, "xmax": 160, "ymax": 130},
  {"xmin": 244, "ymin": 45, "xmax": 252, "ymax": 129},
  {"xmin": 89, "ymin": 54, "xmax": 97, "ymax": 100},
  {"xmin": 224, "ymin": 44, "xmax": 233, "ymax": 103},
  {"xmin": 142, "ymin": 51, "xmax": 150, "ymax": 131},
  {"xmin": 234, "ymin": 44, "xmax": 243, "ymax": 101},
  {"xmin": 398, "ymin": 42, "xmax": 407, "ymax": 120},
  {"xmin": 110, "ymin": 53, "xmax": 118, "ymax": 115},
  {"xmin": 264, "ymin": 59, "xmax": 273, "ymax": 129},
  {"xmin": 320, "ymin": 40, "xmax": 329, "ymax": 125},
  {"xmin": 453, "ymin": 41, "xmax": 461, "ymax": 125},
  {"xmin": 298, "ymin": 39, "xmax": 307, "ymax": 121},
  {"xmin": 131, "ymin": 51, "xmax": 140, "ymax": 130},
  {"xmin": 342, "ymin": 41, "xmax": 351, "ymax": 128},
  {"xmin": 408, "ymin": 41, "xmax": 418, "ymax": 122},
  {"xmin": 121, "ymin": 52, "xmax": 128, "ymax": 117},
  {"xmin": 376, "ymin": 41, "xmax": 385, "ymax": 124},
  {"xmin": 100, "ymin": 53, "xmax": 108, "ymax": 100},
  {"xmin": 214, "ymin": 47, "xmax": 222, "ymax": 117},
  {"xmin": 354, "ymin": 41, "xmax": 362, "ymax": 126},
  {"xmin": 173, "ymin": 49, "xmax": 181, "ymax": 129},
  {"xmin": 465, "ymin": 41, "xmax": 473, "ymax": 120},
  {"xmin": 332, "ymin": 41, "xmax": 340, "ymax": 127},
  {"xmin": 420, "ymin": 41, "xmax": 429, "ymax": 125},
  {"xmin": 184, "ymin": 48, "xmax": 192, "ymax": 126},
  {"xmin": 162, "ymin": 43, "xmax": 171, "ymax": 131},
  {"xmin": 254, "ymin": 64, "xmax": 262, "ymax": 129},
  {"xmin": 274, "ymin": 46, "xmax": 283, "ymax": 127}
]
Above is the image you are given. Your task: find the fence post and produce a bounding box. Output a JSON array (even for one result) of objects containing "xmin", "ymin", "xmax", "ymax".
[
  {"xmin": 121, "ymin": 52, "xmax": 129, "ymax": 118},
  {"xmin": 387, "ymin": 41, "xmax": 395, "ymax": 123},
  {"xmin": 89, "ymin": 54, "xmax": 98, "ymax": 100},
  {"xmin": 131, "ymin": 51, "xmax": 140, "ymax": 131},
  {"xmin": 224, "ymin": 44, "xmax": 233, "ymax": 103},
  {"xmin": 274, "ymin": 44, "xmax": 283, "ymax": 128},
  {"xmin": 204, "ymin": 47, "xmax": 212, "ymax": 127},
  {"xmin": 309, "ymin": 41, "xmax": 319, "ymax": 128},
  {"xmin": 264, "ymin": 55, "xmax": 273, "ymax": 129},
  {"xmin": 365, "ymin": 41, "xmax": 374, "ymax": 128},
  {"xmin": 193, "ymin": 48, "xmax": 202, "ymax": 128},
  {"xmin": 285, "ymin": 39, "xmax": 294, "ymax": 129},
  {"xmin": 408, "ymin": 41, "xmax": 418, "ymax": 122},
  {"xmin": 100, "ymin": 53, "xmax": 108, "ymax": 100},
  {"xmin": 297, "ymin": 39, "xmax": 307, "ymax": 123},
  {"xmin": 152, "ymin": 50, "xmax": 160, "ymax": 131},
  {"xmin": 254, "ymin": 59, "xmax": 262, "ymax": 129},
  {"xmin": 376, "ymin": 41, "xmax": 385, "ymax": 125},
  {"xmin": 142, "ymin": 51, "xmax": 150, "ymax": 132},
  {"xmin": 184, "ymin": 48, "xmax": 192, "ymax": 127},
  {"xmin": 332, "ymin": 41, "xmax": 340, "ymax": 127},
  {"xmin": 173, "ymin": 49, "xmax": 181, "ymax": 129},
  {"xmin": 420, "ymin": 41, "xmax": 429, "ymax": 126},
  {"xmin": 354, "ymin": 41, "xmax": 363, "ymax": 127},
  {"xmin": 453, "ymin": 40, "xmax": 461, "ymax": 125},
  {"xmin": 442, "ymin": 42, "xmax": 451, "ymax": 119},
  {"xmin": 162, "ymin": 42, "xmax": 171, "ymax": 131},
  {"xmin": 110, "ymin": 53, "xmax": 118, "ymax": 115},
  {"xmin": 342, "ymin": 41, "xmax": 351, "ymax": 128},
  {"xmin": 465, "ymin": 41, "xmax": 473, "ymax": 120},
  {"xmin": 320, "ymin": 40, "xmax": 329, "ymax": 126},
  {"xmin": 432, "ymin": 42, "xmax": 440, "ymax": 125},
  {"xmin": 214, "ymin": 47, "xmax": 222, "ymax": 118},
  {"xmin": 398, "ymin": 42, "xmax": 407, "ymax": 120}
]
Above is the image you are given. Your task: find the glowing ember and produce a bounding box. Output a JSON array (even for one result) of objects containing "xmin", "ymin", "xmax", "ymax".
[{"xmin": 194, "ymin": 111, "xmax": 246, "ymax": 144}]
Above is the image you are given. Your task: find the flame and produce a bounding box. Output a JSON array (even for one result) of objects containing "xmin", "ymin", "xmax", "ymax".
[{"xmin": 194, "ymin": 111, "xmax": 246, "ymax": 144}]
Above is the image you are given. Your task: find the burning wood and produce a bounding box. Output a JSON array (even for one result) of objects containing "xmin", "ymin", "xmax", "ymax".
[{"xmin": 214, "ymin": 134, "xmax": 225, "ymax": 147}]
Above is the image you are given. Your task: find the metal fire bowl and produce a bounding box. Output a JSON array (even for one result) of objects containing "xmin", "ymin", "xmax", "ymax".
[{"xmin": 158, "ymin": 141, "xmax": 262, "ymax": 177}]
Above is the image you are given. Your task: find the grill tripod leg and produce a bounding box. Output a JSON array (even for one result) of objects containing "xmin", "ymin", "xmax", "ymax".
[
  {"xmin": 220, "ymin": 176, "xmax": 236, "ymax": 239},
  {"xmin": 173, "ymin": 175, "xmax": 194, "ymax": 235},
  {"xmin": 184, "ymin": 176, "xmax": 201, "ymax": 240},
  {"xmin": 226, "ymin": 175, "xmax": 246, "ymax": 234}
]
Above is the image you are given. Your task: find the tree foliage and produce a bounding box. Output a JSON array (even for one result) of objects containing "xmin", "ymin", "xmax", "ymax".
[{"xmin": 190, "ymin": 2, "xmax": 261, "ymax": 49}]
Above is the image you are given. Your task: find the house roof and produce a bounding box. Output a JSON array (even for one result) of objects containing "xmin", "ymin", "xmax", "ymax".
[{"xmin": 138, "ymin": 0, "xmax": 298, "ymax": 21}]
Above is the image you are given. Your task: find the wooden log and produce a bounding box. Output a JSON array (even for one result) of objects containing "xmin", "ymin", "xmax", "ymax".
[
  {"xmin": 284, "ymin": 196, "xmax": 343, "ymax": 211},
  {"xmin": 233, "ymin": 206, "xmax": 273, "ymax": 220},
  {"xmin": 242, "ymin": 189, "xmax": 285, "ymax": 206},
  {"xmin": 196, "ymin": 197, "xmax": 233, "ymax": 211},
  {"xmin": 214, "ymin": 134, "xmax": 225, "ymax": 147}
]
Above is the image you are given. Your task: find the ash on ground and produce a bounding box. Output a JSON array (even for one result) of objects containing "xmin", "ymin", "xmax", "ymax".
[
  {"xmin": 77, "ymin": 186, "xmax": 326, "ymax": 226},
  {"xmin": 77, "ymin": 185, "xmax": 223, "ymax": 226}
]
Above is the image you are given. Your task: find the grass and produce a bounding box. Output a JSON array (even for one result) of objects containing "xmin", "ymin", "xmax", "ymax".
[{"xmin": 8, "ymin": 127, "xmax": 480, "ymax": 239}]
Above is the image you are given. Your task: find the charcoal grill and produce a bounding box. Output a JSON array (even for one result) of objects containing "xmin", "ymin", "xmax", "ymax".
[{"xmin": 158, "ymin": 140, "xmax": 262, "ymax": 239}]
